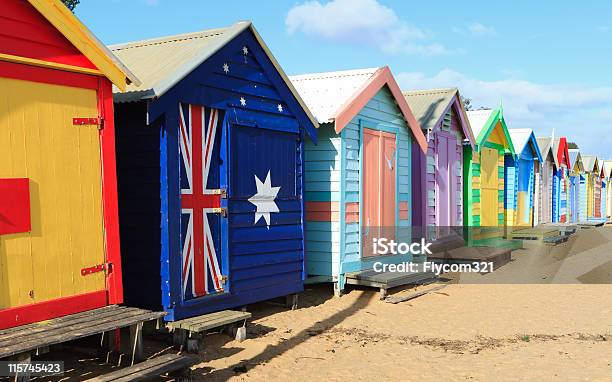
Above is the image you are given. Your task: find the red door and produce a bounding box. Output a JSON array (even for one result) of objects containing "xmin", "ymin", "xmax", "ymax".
[{"xmin": 362, "ymin": 128, "xmax": 396, "ymax": 257}]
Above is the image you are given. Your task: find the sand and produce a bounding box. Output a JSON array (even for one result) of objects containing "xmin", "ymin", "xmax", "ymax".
[
  {"xmin": 35, "ymin": 227, "xmax": 612, "ymax": 381},
  {"xmin": 193, "ymin": 227, "xmax": 612, "ymax": 381}
]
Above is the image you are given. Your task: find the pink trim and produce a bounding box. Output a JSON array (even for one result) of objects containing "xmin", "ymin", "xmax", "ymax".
[
  {"xmin": 306, "ymin": 201, "xmax": 339, "ymax": 222},
  {"xmin": 345, "ymin": 202, "xmax": 359, "ymax": 223},
  {"xmin": 332, "ymin": 66, "xmax": 428, "ymax": 153},
  {"xmin": 399, "ymin": 201, "xmax": 409, "ymax": 220}
]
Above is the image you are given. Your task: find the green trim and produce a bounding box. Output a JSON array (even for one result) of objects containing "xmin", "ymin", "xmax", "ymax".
[{"xmin": 475, "ymin": 108, "xmax": 516, "ymax": 157}]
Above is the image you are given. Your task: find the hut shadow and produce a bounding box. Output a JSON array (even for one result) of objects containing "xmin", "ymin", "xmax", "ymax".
[
  {"xmin": 0, "ymin": 180, "xmax": 40, "ymax": 310},
  {"xmin": 195, "ymin": 291, "xmax": 375, "ymax": 380}
]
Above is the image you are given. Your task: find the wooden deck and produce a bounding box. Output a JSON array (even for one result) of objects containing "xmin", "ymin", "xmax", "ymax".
[
  {"xmin": 345, "ymin": 268, "xmax": 437, "ymax": 299},
  {"xmin": 0, "ymin": 306, "xmax": 165, "ymax": 359},
  {"xmin": 541, "ymin": 222, "xmax": 578, "ymax": 235},
  {"xmin": 508, "ymin": 226, "xmax": 560, "ymax": 241},
  {"xmin": 428, "ymin": 246, "xmax": 512, "ymax": 271},
  {"xmin": 580, "ymin": 219, "xmax": 606, "ymax": 228}
]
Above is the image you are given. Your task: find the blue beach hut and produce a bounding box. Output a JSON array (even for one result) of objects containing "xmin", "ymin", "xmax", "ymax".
[
  {"xmin": 112, "ymin": 22, "xmax": 318, "ymax": 321},
  {"xmin": 568, "ymin": 149, "xmax": 584, "ymax": 223},
  {"xmin": 506, "ymin": 129, "xmax": 542, "ymax": 226}
]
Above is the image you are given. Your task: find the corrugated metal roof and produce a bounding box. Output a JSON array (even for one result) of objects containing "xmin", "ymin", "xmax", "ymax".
[
  {"xmin": 466, "ymin": 109, "xmax": 494, "ymax": 140},
  {"xmin": 109, "ymin": 21, "xmax": 318, "ymax": 129},
  {"xmin": 110, "ymin": 26, "xmax": 233, "ymax": 101},
  {"xmin": 536, "ymin": 136, "xmax": 560, "ymax": 168},
  {"xmin": 602, "ymin": 160, "xmax": 612, "ymax": 177},
  {"xmin": 582, "ymin": 155, "xmax": 597, "ymax": 172},
  {"xmin": 402, "ymin": 88, "xmax": 457, "ymax": 133},
  {"xmin": 289, "ymin": 68, "xmax": 380, "ymax": 124},
  {"xmin": 508, "ymin": 128, "xmax": 533, "ymax": 156}
]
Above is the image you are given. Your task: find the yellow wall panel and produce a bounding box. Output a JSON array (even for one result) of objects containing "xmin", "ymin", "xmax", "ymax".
[{"xmin": 0, "ymin": 77, "xmax": 106, "ymax": 309}]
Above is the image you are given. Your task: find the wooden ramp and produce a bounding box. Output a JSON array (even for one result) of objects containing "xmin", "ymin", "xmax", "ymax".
[
  {"xmin": 84, "ymin": 353, "xmax": 198, "ymax": 382},
  {"xmin": 344, "ymin": 269, "xmax": 436, "ymax": 299},
  {"xmin": 508, "ymin": 226, "xmax": 559, "ymax": 241},
  {"xmin": 428, "ymin": 233, "xmax": 466, "ymax": 253},
  {"xmin": 428, "ymin": 246, "xmax": 512, "ymax": 271},
  {"xmin": 0, "ymin": 306, "xmax": 165, "ymax": 360},
  {"xmin": 541, "ymin": 222, "xmax": 578, "ymax": 235}
]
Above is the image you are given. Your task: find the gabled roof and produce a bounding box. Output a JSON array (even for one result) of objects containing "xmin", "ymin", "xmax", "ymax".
[
  {"xmin": 466, "ymin": 108, "xmax": 515, "ymax": 154},
  {"xmin": 290, "ymin": 67, "xmax": 428, "ymax": 153},
  {"xmin": 536, "ymin": 137, "xmax": 559, "ymax": 169},
  {"xmin": 602, "ymin": 160, "xmax": 612, "ymax": 178},
  {"xmin": 402, "ymin": 87, "xmax": 475, "ymax": 148},
  {"xmin": 552, "ymin": 137, "xmax": 570, "ymax": 168},
  {"xmin": 568, "ymin": 149, "xmax": 584, "ymax": 172},
  {"xmin": 110, "ymin": 21, "xmax": 318, "ymax": 130},
  {"xmin": 508, "ymin": 128, "xmax": 542, "ymax": 161},
  {"xmin": 27, "ymin": 0, "xmax": 139, "ymax": 91},
  {"xmin": 582, "ymin": 155, "xmax": 598, "ymax": 173}
]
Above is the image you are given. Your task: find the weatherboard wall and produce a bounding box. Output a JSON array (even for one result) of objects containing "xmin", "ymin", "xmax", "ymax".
[{"xmin": 115, "ymin": 29, "xmax": 312, "ymax": 321}]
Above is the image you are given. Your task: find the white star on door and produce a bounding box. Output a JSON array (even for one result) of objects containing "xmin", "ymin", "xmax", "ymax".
[{"xmin": 248, "ymin": 171, "xmax": 280, "ymax": 228}]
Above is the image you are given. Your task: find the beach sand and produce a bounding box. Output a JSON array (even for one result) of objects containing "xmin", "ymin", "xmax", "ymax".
[{"xmin": 194, "ymin": 226, "xmax": 612, "ymax": 381}]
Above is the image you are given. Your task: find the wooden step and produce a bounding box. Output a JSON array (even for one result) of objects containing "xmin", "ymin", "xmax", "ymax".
[
  {"xmin": 83, "ymin": 353, "xmax": 198, "ymax": 382},
  {"xmin": 165, "ymin": 310, "xmax": 251, "ymax": 333}
]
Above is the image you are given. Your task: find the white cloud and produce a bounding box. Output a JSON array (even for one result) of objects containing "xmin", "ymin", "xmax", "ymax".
[
  {"xmin": 397, "ymin": 69, "xmax": 612, "ymax": 158},
  {"xmin": 453, "ymin": 22, "xmax": 496, "ymax": 36},
  {"xmin": 285, "ymin": 0, "xmax": 447, "ymax": 56}
]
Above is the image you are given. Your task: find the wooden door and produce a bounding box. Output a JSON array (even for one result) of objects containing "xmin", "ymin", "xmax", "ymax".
[
  {"xmin": 0, "ymin": 78, "xmax": 106, "ymax": 310},
  {"xmin": 362, "ymin": 128, "xmax": 396, "ymax": 257},
  {"xmin": 436, "ymin": 134, "xmax": 457, "ymax": 226},
  {"xmin": 480, "ymin": 147, "xmax": 499, "ymax": 226}
]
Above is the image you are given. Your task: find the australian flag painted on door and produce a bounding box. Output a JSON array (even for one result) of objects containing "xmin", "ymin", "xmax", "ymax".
[
  {"xmin": 179, "ymin": 103, "xmax": 225, "ymax": 299},
  {"xmin": 113, "ymin": 22, "xmax": 318, "ymax": 321}
]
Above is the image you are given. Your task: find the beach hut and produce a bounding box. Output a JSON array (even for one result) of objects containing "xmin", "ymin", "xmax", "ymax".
[
  {"xmin": 552, "ymin": 138, "xmax": 571, "ymax": 222},
  {"xmin": 465, "ymin": 108, "xmax": 515, "ymax": 227},
  {"xmin": 536, "ymin": 137, "xmax": 559, "ymax": 224},
  {"xmin": 289, "ymin": 67, "xmax": 428, "ymax": 295},
  {"xmin": 597, "ymin": 158, "xmax": 606, "ymax": 219},
  {"xmin": 603, "ymin": 161, "xmax": 612, "ymax": 219},
  {"xmin": 402, "ymin": 88, "xmax": 476, "ymax": 228},
  {"xmin": 0, "ymin": 0, "xmax": 137, "ymax": 329},
  {"xmin": 581, "ymin": 155, "xmax": 599, "ymax": 220},
  {"xmin": 111, "ymin": 22, "xmax": 318, "ymax": 321},
  {"xmin": 568, "ymin": 149, "xmax": 584, "ymax": 223},
  {"xmin": 506, "ymin": 129, "xmax": 542, "ymax": 226}
]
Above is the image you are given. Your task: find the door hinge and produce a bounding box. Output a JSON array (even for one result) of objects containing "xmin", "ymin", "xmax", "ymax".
[
  {"xmin": 211, "ymin": 188, "xmax": 227, "ymax": 198},
  {"xmin": 73, "ymin": 117, "xmax": 104, "ymax": 129},
  {"xmin": 81, "ymin": 262, "xmax": 112, "ymax": 276},
  {"xmin": 212, "ymin": 207, "xmax": 227, "ymax": 217}
]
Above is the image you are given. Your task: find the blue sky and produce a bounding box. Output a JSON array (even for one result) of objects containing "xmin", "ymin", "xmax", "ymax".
[{"xmin": 76, "ymin": 0, "xmax": 612, "ymax": 157}]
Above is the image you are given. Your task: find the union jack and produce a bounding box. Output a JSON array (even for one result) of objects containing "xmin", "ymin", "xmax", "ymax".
[{"xmin": 179, "ymin": 103, "xmax": 224, "ymax": 298}]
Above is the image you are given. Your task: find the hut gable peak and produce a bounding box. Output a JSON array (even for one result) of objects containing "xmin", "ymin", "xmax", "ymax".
[
  {"xmin": 290, "ymin": 66, "xmax": 427, "ymax": 153},
  {"xmin": 402, "ymin": 87, "xmax": 475, "ymax": 148},
  {"xmin": 110, "ymin": 21, "xmax": 318, "ymax": 140},
  {"xmin": 24, "ymin": 0, "xmax": 138, "ymax": 90},
  {"xmin": 467, "ymin": 108, "xmax": 515, "ymax": 154}
]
